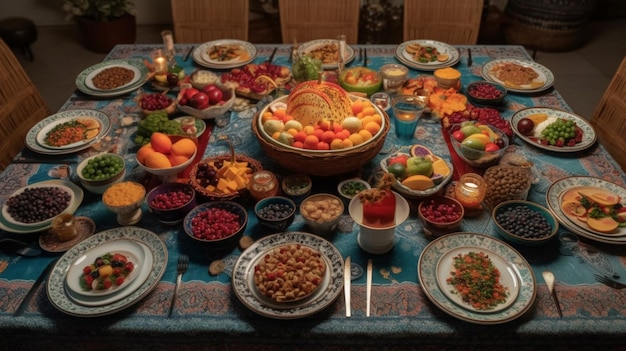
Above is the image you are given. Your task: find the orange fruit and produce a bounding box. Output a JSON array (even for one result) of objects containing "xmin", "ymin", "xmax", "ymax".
[
  {"xmin": 359, "ymin": 129, "xmax": 373, "ymax": 141},
  {"xmin": 336, "ymin": 129, "xmax": 351, "ymax": 140},
  {"xmin": 330, "ymin": 138, "xmax": 344, "ymax": 150},
  {"xmin": 294, "ymin": 131, "xmax": 307, "ymax": 143},
  {"xmin": 313, "ymin": 128, "xmax": 324, "ymax": 140},
  {"xmin": 360, "ymin": 116, "xmax": 375, "ymax": 127},
  {"xmin": 362, "ymin": 106, "xmax": 376, "ymax": 117},
  {"xmin": 303, "ymin": 135, "xmax": 319, "ymax": 149},
  {"xmin": 273, "ymin": 109, "xmax": 287, "ymax": 120},
  {"xmin": 341, "ymin": 138, "xmax": 354, "ymax": 148},
  {"xmin": 168, "ymin": 154, "xmax": 190, "ymax": 166},
  {"xmin": 317, "ymin": 141, "xmax": 330, "ymax": 150},
  {"xmin": 370, "ymin": 113, "xmax": 383, "ymax": 126},
  {"xmin": 364, "ymin": 121, "xmax": 381, "ymax": 135},
  {"xmin": 150, "ymin": 132, "xmax": 172, "ymax": 154},
  {"xmin": 145, "ymin": 151, "xmax": 172, "ymax": 169},
  {"xmin": 321, "ymin": 130, "xmax": 336, "ymax": 144},
  {"xmin": 303, "ymin": 125, "xmax": 315, "ymax": 135},
  {"xmin": 348, "ymin": 133, "xmax": 364, "ymax": 146},
  {"xmin": 351, "ymin": 99, "xmax": 364, "ymax": 115},
  {"xmin": 293, "ymin": 141, "xmax": 304, "ymax": 148},
  {"xmin": 286, "ymin": 128, "xmax": 299, "ymax": 137},
  {"xmin": 171, "ymin": 138, "xmax": 196, "ymax": 158},
  {"xmin": 261, "ymin": 111, "xmax": 276, "ymax": 124},
  {"xmin": 136, "ymin": 143, "xmax": 155, "ymax": 164}
]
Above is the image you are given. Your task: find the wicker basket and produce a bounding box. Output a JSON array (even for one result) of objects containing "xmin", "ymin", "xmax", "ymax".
[
  {"xmin": 252, "ymin": 111, "xmax": 390, "ymax": 177},
  {"xmin": 188, "ymin": 154, "xmax": 262, "ymax": 201}
]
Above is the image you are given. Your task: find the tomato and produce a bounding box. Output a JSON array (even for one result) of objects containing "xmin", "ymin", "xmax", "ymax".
[
  {"xmin": 484, "ymin": 142, "xmax": 500, "ymax": 152},
  {"xmin": 452, "ymin": 130, "xmax": 465, "ymax": 143}
]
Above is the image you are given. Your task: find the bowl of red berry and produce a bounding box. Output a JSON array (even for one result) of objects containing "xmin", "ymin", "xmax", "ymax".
[
  {"xmin": 146, "ymin": 182, "xmax": 196, "ymax": 224},
  {"xmin": 138, "ymin": 93, "xmax": 176, "ymax": 116},
  {"xmin": 466, "ymin": 81, "xmax": 507, "ymax": 106},
  {"xmin": 418, "ymin": 196, "xmax": 464, "ymax": 237},
  {"xmin": 183, "ymin": 201, "xmax": 248, "ymax": 251}
]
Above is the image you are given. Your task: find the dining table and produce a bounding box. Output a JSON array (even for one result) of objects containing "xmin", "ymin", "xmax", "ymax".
[{"xmin": 1, "ymin": 42, "xmax": 626, "ymax": 351}]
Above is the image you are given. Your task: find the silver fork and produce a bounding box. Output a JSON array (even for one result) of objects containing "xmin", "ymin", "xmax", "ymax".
[
  {"xmin": 594, "ymin": 274, "xmax": 626, "ymax": 289},
  {"xmin": 168, "ymin": 255, "xmax": 189, "ymax": 317}
]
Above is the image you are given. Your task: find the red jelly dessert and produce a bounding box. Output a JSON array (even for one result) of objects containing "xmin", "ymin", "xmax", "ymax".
[{"xmin": 358, "ymin": 174, "xmax": 396, "ymax": 228}]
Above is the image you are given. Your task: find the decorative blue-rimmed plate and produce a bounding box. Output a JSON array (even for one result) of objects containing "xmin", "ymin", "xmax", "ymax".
[
  {"xmin": 481, "ymin": 59, "xmax": 554, "ymax": 93},
  {"xmin": 297, "ymin": 39, "xmax": 356, "ymax": 70},
  {"xmin": 84, "ymin": 62, "xmax": 143, "ymax": 91},
  {"xmin": 193, "ymin": 39, "xmax": 257, "ymax": 69},
  {"xmin": 46, "ymin": 227, "xmax": 167, "ymax": 317},
  {"xmin": 75, "ymin": 59, "xmax": 149, "ymax": 97},
  {"xmin": 546, "ymin": 176, "xmax": 626, "ymax": 244},
  {"xmin": 35, "ymin": 116, "xmax": 103, "ymax": 150},
  {"xmin": 511, "ymin": 107, "xmax": 596, "ymax": 153},
  {"xmin": 25, "ymin": 109, "xmax": 111, "ymax": 155},
  {"xmin": 418, "ymin": 232, "xmax": 536, "ymax": 324},
  {"xmin": 395, "ymin": 40, "xmax": 460, "ymax": 71},
  {"xmin": 232, "ymin": 231, "xmax": 344, "ymax": 319}
]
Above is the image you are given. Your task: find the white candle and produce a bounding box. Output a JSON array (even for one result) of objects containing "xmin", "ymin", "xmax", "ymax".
[{"xmin": 154, "ymin": 57, "xmax": 167, "ymax": 73}]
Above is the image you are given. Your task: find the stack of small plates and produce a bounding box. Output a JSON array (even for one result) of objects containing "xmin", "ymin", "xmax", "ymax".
[
  {"xmin": 25, "ymin": 109, "xmax": 111, "ymax": 155},
  {"xmin": 192, "ymin": 39, "xmax": 257, "ymax": 69},
  {"xmin": 47, "ymin": 227, "xmax": 168, "ymax": 317},
  {"xmin": 75, "ymin": 59, "xmax": 150, "ymax": 97},
  {"xmin": 395, "ymin": 39, "xmax": 460, "ymax": 71},
  {"xmin": 0, "ymin": 180, "xmax": 83, "ymax": 234},
  {"xmin": 418, "ymin": 232, "xmax": 537, "ymax": 324}
]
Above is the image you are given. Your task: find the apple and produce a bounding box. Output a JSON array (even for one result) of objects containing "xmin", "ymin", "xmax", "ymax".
[
  {"xmin": 201, "ymin": 84, "xmax": 219, "ymax": 94},
  {"xmin": 388, "ymin": 154, "xmax": 409, "ymax": 167},
  {"xmin": 452, "ymin": 130, "xmax": 465, "ymax": 143},
  {"xmin": 208, "ymin": 88, "xmax": 224, "ymax": 105},
  {"xmin": 484, "ymin": 142, "xmax": 500, "ymax": 152},
  {"xmin": 184, "ymin": 88, "xmax": 200, "ymax": 100},
  {"xmin": 190, "ymin": 92, "xmax": 209, "ymax": 109}
]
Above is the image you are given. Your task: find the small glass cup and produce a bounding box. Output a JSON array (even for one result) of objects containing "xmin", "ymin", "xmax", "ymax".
[
  {"xmin": 391, "ymin": 95, "xmax": 425, "ymax": 139},
  {"xmin": 51, "ymin": 213, "xmax": 78, "ymax": 242},
  {"xmin": 380, "ymin": 64, "xmax": 409, "ymax": 94},
  {"xmin": 454, "ymin": 173, "xmax": 486, "ymax": 209}
]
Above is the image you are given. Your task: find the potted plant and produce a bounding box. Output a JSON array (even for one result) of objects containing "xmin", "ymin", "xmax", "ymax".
[{"xmin": 62, "ymin": 0, "xmax": 137, "ymax": 53}]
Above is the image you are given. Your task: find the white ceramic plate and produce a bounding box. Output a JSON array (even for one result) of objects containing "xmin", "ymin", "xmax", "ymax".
[
  {"xmin": 418, "ymin": 232, "xmax": 536, "ymax": 324},
  {"xmin": 2, "ymin": 183, "xmax": 74, "ymax": 228},
  {"xmin": 65, "ymin": 241, "xmax": 154, "ymax": 307},
  {"xmin": 481, "ymin": 59, "xmax": 554, "ymax": 93},
  {"xmin": 193, "ymin": 40, "xmax": 257, "ymax": 69},
  {"xmin": 558, "ymin": 186, "xmax": 626, "ymax": 237},
  {"xmin": 47, "ymin": 227, "xmax": 167, "ymax": 317},
  {"xmin": 546, "ymin": 177, "xmax": 626, "ymax": 244},
  {"xmin": 298, "ymin": 39, "xmax": 356, "ymax": 70},
  {"xmin": 65, "ymin": 238, "xmax": 145, "ymax": 297},
  {"xmin": 232, "ymin": 231, "xmax": 344, "ymax": 319},
  {"xmin": 436, "ymin": 246, "xmax": 520, "ymax": 313},
  {"xmin": 25, "ymin": 109, "xmax": 111, "ymax": 155},
  {"xmin": 84, "ymin": 62, "xmax": 142, "ymax": 91},
  {"xmin": 395, "ymin": 40, "xmax": 460, "ymax": 71},
  {"xmin": 511, "ymin": 107, "xmax": 596, "ymax": 153},
  {"xmin": 35, "ymin": 116, "xmax": 102, "ymax": 150},
  {"xmin": 75, "ymin": 59, "xmax": 149, "ymax": 97},
  {"xmin": 0, "ymin": 180, "xmax": 83, "ymax": 234}
]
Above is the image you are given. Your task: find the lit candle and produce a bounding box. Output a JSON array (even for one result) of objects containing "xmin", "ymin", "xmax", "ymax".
[
  {"xmin": 454, "ymin": 173, "xmax": 486, "ymax": 209},
  {"xmin": 154, "ymin": 56, "xmax": 167, "ymax": 74}
]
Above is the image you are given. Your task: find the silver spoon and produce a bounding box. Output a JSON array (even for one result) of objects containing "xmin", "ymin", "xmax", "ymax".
[{"xmin": 542, "ymin": 271, "xmax": 563, "ymax": 317}]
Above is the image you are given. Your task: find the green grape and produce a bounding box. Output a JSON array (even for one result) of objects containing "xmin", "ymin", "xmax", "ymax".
[{"xmin": 541, "ymin": 118, "xmax": 576, "ymax": 145}]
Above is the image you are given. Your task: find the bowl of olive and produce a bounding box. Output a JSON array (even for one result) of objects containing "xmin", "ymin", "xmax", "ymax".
[{"xmin": 76, "ymin": 153, "xmax": 126, "ymax": 194}]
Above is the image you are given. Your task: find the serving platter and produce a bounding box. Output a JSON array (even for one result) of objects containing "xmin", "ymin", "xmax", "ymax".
[
  {"xmin": 297, "ymin": 39, "xmax": 356, "ymax": 70},
  {"xmin": 418, "ymin": 232, "xmax": 536, "ymax": 324},
  {"xmin": 47, "ymin": 227, "xmax": 167, "ymax": 317},
  {"xmin": 436, "ymin": 246, "xmax": 520, "ymax": 313},
  {"xmin": 84, "ymin": 62, "xmax": 142, "ymax": 91},
  {"xmin": 559, "ymin": 186, "xmax": 626, "ymax": 237},
  {"xmin": 481, "ymin": 59, "xmax": 554, "ymax": 93},
  {"xmin": 2, "ymin": 183, "xmax": 75, "ymax": 228},
  {"xmin": 193, "ymin": 39, "xmax": 257, "ymax": 69},
  {"xmin": 25, "ymin": 109, "xmax": 111, "ymax": 155},
  {"xmin": 511, "ymin": 107, "xmax": 596, "ymax": 153},
  {"xmin": 75, "ymin": 59, "xmax": 149, "ymax": 97},
  {"xmin": 0, "ymin": 180, "xmax": 84, "ymax": 234},
  {"xmin": 232, "ymin": 231, "xmax": 344, "ymax": 319},
  {"xmin": 35, "ymin": 116, "xmax": 102, "ymax": 150},
  {"xmin": 395, "ymin": 40, "xmax": 460, "ymax": 71},
  {"xmin": 546, "ymin": 176, "xmax": 626, "ymax": 244}
]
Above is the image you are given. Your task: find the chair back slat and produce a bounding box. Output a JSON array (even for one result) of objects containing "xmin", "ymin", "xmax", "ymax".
[
  {"xmin": 403, "ymin": 0, "xmax": 484, "ymax": 44},
  {"xmin": 279, "ymin": 0, "xmax": 361, "ymax": 44},
  {"xmin": 171, "ymin": 0, "xmax": 249, "ymax": 43}
]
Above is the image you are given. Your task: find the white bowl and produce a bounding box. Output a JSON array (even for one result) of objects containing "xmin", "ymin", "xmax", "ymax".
[
  {"xmin": 76, "ymin": 153, "xmax": 126, "ymax": 194},
  {"xmin": 136, "ymin": 146, "xmax": 197, "ymax": 178}
]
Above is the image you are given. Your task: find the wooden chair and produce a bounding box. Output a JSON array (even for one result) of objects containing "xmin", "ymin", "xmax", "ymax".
[
  {"xmin": 403, "ymin": 0, "xmax": 485, "ymax": 44},
  {"xmin": 0, "ymin": 38, "xmax": 49, "ymax": 171},
  {"xmin": 590, "ymin": 56, "xmax": 626, "ymax": 172},
  {"xmin": 278, "ymin": 0, "xmax": 361, "ymax": 44},
  {"xmin": 170, "ymin": 0, "xmax": 249, "ymax": 43}
]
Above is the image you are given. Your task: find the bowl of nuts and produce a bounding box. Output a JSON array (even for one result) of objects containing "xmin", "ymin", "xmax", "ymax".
[
  {"xmin": 483, "ymin": 165, "xmax": 532, "ymax": 210},
  {"xmin": 466, "ymin": 81, "xmax": 507, "ymax": 106},
  {"xmin": 299, "ymin": 193, "xmax": 345, "ymax": 236},
  {"xmin": 146, "ymin": 182, "xmax": 196, "ymax": 224},
  {"xmin": 254, "ymin": 196, "xmax": 296, "ymax": 232},
  {"xmin": 183, "ymin": 201, "xmax": 248, "ymax": 251},
  {"xmin": 492, "ymin": 200, "xmax": 559, "ymax": 246},
  {"xmin": 418, "ymin": 196, "xmax": 464, "ymax": 237}
]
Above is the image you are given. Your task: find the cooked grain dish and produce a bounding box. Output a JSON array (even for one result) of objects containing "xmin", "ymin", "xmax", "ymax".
[
  {"xmin": 92, "ymin": 66, "xmax": 135, "ymax": 90},
  {"xmin": 489, "ymin": 62, "xmax": 542, "ymax": 87}
]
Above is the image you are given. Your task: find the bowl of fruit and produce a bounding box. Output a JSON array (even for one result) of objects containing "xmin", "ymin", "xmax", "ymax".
[
  {"xmin": 338, "ymin": 67, "xmax": 382, "ymax": 97},
  {"xmin": 252, "ymin": 81, "xmax": 390, "ymax": 176},
  {"xmin": 137, "ymin": 93, "xmax": 176, "ymax": 116},
  {"xmin": 177, "ymin": 83, "xmax": 235, "ymax": 120},
  {"xmin": 76, "ymin": 153, "xmax": 126, "ymax": 194},
  {"xmin": 146, "ymin": 182, "xmax": 196, "ymax": 224},
  {"xmin": 380, "ymin": 145, "xmax": 453, "ymax": 198},
  {"xmin": 492, "ymin": 200, "xmax": 558, "ymax": 246},
  {"xmin": 466, "ymin": 81, "xmax": 507, "ymax": 106},
  {"xmin": 448, "ymin": 122, "xmax": 509, "ymax": 168},
  {"xmin": 418, "ymin": 196, "xmax": 464, "ymax": 237},
  {"xmin": 254, "ymin": 196, "xmax": 296, "ymax": 232},
  {"xmin": 135, "ymin": 133, "xmax": 198, "ymax": 178},
  {"xmin": 183, "ymin": 201, "xmax": 248, "ymax": 251}
]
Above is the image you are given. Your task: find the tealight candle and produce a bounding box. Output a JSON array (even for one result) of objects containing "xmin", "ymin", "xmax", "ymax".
[
  {"xmin": 154, "ymin": 56, "xmax": 167, "ymax": 73},
  {"xmin": 454, "ymin": 173, "xmax": 486, "ymax": 209}
]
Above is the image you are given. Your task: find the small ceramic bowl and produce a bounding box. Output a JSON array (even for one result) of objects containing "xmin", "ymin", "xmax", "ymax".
[
  {"xmin": 146, "ymin": 182, "xmax": 196, "ymax": 224},
  {"xmin": 338, "ymin": 67, "xmax": 382, "ymax": 96},
  {"xmin": 76, "ymin": 153, "xmax": 126, "ymax": 194},
  {"xmin": 102, "ymin": 181, "xmax": 146, "ymax": 225},
  {"xmin": 299, "ymin": 193, "xmax": 345, "ymax": 236},
  {"xmin": 254, "ymin": 196, "xmax": 296, "ymax": 232},
  {"xmin": 466, "ymin": 81, "xmax": 507, "ymax": 106},
  {"xmin": 418, "ymin": 196, "xmax": 464, "ymax": 237},
  {"xmin": 137, "ymin": 93, "xmax": 176, "ymax": 116},
  {"xmin": 190, "ymin": 70, "xmax": 219, "ymax": 89},
  {"xmin": 183, "ymin": 201, "xmax": 247, "ymax": 251},
  {"xmin": 136, "ymin": 138, "xmax": 197, "ymax": 178},
  {"xmin": 281, "ymin": 174, "xmax": 312, "ymax": 204},
  {"xmin": 492, "ymin": 200, "xmax": 559, "ymax": 246},
  {"xmin": 433, "ymin": 67, "xmax": 461, "ymax": 89},
  {"xmin": 448, "ymin": 123, "xmax": 509, "ymax": 168},
  {"xmin": 337, "ymin": 178, "xmax": 371, "ymax": 208}
]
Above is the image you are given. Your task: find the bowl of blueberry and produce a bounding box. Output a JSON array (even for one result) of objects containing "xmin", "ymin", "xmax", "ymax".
[
  {"xmin": 146, "ymin": 182, "xmax": 196, "ymax": 224},
  {"xmin": 492, "ymin": 200, "xmax": 559, "ymax": 246},
  {"xmin": 254, "ymin": 196, "xmax": 296, "ymax": 232}
]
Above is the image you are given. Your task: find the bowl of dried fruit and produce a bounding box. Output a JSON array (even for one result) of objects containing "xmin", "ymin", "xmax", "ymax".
[
  {"xmin": 183, "ymin": 201, "xmax": 248, "ymax": 250},
  {"xmin": 418, "ymin": 196, "xmax": 464, "ymax": 237},
  {"xmin": 138, "ymin": 93, "xmax": 176, "ymax": 116},
  {"xmin": 146, "ymin": 182, "xmax": 196, "ymax": 224},
  {"xmin": 492, "ymin": 200, "xmax": 558, "ymax": 246}
]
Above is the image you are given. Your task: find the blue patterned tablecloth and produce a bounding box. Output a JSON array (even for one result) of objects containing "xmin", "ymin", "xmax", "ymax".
[{"xmin": 1, "ymin": 44, "xmax": 626, "ymax": 350}]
